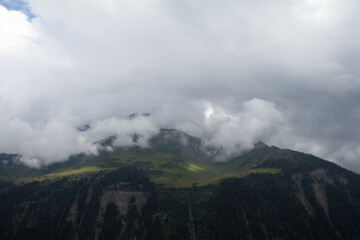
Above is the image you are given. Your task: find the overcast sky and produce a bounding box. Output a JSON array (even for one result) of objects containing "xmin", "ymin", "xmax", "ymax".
[{"xmin": 0, "ymin": 0, "xmax": 360, "ymax": 171}]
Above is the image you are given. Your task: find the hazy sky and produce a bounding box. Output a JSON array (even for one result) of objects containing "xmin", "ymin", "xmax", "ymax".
[{"xmin": 1, "ymin": 0, "xmax": 360, "ymax": 171}]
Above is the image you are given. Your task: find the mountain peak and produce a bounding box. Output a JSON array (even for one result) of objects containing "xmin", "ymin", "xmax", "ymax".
[{"xmin": 254, "ymin": 141, "xmax": 268, "ymax": 149}]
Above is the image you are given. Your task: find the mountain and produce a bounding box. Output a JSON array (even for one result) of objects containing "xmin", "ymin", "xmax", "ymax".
[
  {"xmin": 1, "ymin": 129, "xmax": 360, "ymax": 239},
  {"xmin": 0, "ymin": 129, "xmax": 280, "ymax": 187}
]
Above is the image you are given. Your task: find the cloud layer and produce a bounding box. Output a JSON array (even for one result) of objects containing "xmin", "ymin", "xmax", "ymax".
[{"xmin": 0, "ymin": 1, "xmax": 360, "ymax": 171}]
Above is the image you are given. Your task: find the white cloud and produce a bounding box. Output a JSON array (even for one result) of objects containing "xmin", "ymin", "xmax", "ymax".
[
  {"xmin": 0, "ymin": 1, "xmax": 360, "ymax": 170},
  {"xmin": 88, "ymin": 116, "xmax": 159, "ymax": 148},
  {"xmin": 203, "ymin": 99, "xmax": 284, "ymax": 160}
]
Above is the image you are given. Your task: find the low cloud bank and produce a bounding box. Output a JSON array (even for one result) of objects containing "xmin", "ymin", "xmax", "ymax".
[
  {"xmin": 202, "ymin": 99, "xmax": 284, "ymax": 161},
  {"xmin": 0, "ymin": 98, "xmax": 285, "ymax": 167},
  {"xmin": 0, "ymin": 115, "xmax": 160, "ymax": 167}
]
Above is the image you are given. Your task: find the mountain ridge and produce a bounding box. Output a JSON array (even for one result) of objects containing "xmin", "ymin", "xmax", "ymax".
[
  {"xmin": 0, "ymin": 128, "xmax": 357, "ymax": 187},
  {"xmin": 1, "ymin": 129, "xmax": 360, "ymax": 239}
]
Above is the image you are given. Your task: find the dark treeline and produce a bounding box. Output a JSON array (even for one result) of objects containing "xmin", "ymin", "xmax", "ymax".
[
  {"xmin": 155, "ymin": 150, "xmax": 360, "ymax": 240},
  {"xmin": 0, "ymin": 166, "xmax": 160, "ymax": 240},
  {"xmin": 1, "ymin": 151, "xmax": 360, "ymax": 240}
]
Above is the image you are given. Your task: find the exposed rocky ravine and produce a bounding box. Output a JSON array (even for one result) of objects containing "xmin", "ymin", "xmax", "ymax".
[
  {"xmin": 94, "ymin": 183, "xmax": 150, "ymax": 239},
  {"xmin": 188, "ymin": 204, "xmax": 195, "ymax": 240},
  {"xmin": 66, "ymin": 198, "xmax": 78, "ymax": 223},
  {"xmin": 310, "ymin": 169, "xmax": 334, "ymax": 219},
  {"xmin": 293, "ymin": 173, "xmax": 312, "ymax": 214},
  {"xmin": 62, "ymin": 183, "xmax": 150, "ymax": 240},
  {"xmin": 294, "ymin": 167, "xmax": 352, "ymax": 230}
]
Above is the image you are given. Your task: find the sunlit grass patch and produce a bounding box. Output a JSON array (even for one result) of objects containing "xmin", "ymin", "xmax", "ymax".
[
  {"xmin": 187, "ymin": 163, "xmax": 205, "ymax": 172},
  {"xmin": 17, "ymin": 166, "xmax": 112, "ymax": 183}
]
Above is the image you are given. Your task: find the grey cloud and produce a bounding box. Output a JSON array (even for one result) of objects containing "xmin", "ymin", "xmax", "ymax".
[
  {"xmin": 0, "ymin": 1, "xmax": 360, "ymax": 172},
  {"xmin": 203, "ymin": 98, "xmax": 284, "ymax": 161}
]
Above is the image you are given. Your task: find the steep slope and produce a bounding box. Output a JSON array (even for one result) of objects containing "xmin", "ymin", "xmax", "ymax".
[
  {"xmin": 0, "ymin": 167, "xmax": 161, "ymax": 240},
  {"xmin": 1, "ymin": 152, "xmax": 360, "ymax": 239},
  {"xmin": 1, "ymin": 129, "xmax": 360, "ymax": 239},
  {"xmin": 153, "ymin": 147, "xmax": 360, "ymax": 240}
]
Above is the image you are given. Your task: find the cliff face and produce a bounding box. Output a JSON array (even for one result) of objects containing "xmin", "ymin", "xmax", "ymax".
[
  {"xmin": 95, "ymin": 184, "xmax": 150, "ymax": 239},
  {"xmin": 0, "ymin": 167, "xmax": 161, "ymax": 240}
]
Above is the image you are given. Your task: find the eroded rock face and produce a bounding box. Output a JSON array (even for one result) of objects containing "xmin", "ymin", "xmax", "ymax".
[
  {"xmin": 63, "ymin": 183, "xmax": 153, "ymax": 240},
  {"xmin": 309, "ymin": 169, "xmax": 332, "ymax": 218},
  {"xmin": 293, "ymin": 173, "xmax": 312, "ymax": 214},
  {"xmin": 66, "ymin": 198, "xmax": 78, "ymax": 223},
  {"xmin": 312, "ymin": 180, "xmax": 330, "ymax": 218},
  {"xmin": 294, "ymin": 171, "xmax": 326, "ymax": 213},
  {"xmin": 293, "ymin": 168, "xmax": 352, "ymax": 228},
  {"xmin": 95, "ymin": 183, "xmax": 150, "ymax": 239},
  {"xmin": 100, "ymin": 184, "xmax": 149, "ymax": 215}
]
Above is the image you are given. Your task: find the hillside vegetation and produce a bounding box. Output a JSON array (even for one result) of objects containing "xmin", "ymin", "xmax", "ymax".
[
  {"xmin": 0, "ymin": 129, "xmax": 282, "ymax": 187},
  {"xmin": 1, "ymin": 129, "xmax": 360, "ymax": 239}
]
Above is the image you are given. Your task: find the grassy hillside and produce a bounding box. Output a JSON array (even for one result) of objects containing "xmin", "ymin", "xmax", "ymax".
[
  {"xmin": 2, "ymin": 129, "xmax": 360, "ymax": 239},
  {"xmin": 0, "ymin": 129, "xmax": 352, "ymax": 188},
  {"xmin": 0, "ymin": 129, "xmax": 283, "ymax": 187}
]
